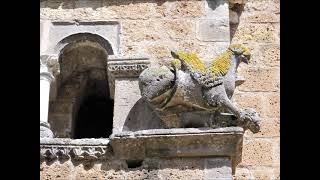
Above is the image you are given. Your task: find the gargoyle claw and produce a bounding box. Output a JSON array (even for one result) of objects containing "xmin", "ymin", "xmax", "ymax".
[{"xmin": 239, "ymin": 108, "xmax": 261, "ymax": 133}]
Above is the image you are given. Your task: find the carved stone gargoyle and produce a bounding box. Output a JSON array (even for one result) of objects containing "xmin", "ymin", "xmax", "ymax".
[{"xmin": 138, "ymin": 44, "xmax": 261, "ymax": 133}]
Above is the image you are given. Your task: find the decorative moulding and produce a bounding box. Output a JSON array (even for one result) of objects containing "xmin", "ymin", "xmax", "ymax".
[
  {"xmin": 41, "ymin": 20, "xmax": 120, "ymax": 56},
  {"xmin": 107, "ymin": 56, "xmax": 150, "ymax": 99},
  {"xmin": 40, "ymin": 138, "xmax": 110, "ymax": 160}
]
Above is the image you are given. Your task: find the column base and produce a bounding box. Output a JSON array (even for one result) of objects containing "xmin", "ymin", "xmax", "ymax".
[{"xmin": 40, "ymin": 122, "xmax": 54, "ymax": 138}]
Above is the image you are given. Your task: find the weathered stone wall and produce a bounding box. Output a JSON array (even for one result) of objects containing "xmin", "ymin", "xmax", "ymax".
[
  {"xmin": 41, "ymin": 0, "xmax": 231, "ymax": 65},
  {"xmin": 230, "ymin": 0, "xmax": 280, "ymax": 179},
  {"xmin": 41, "ymin": 157, "xmax": 231, "ymax": 179},
  {"xmin": 41, "ymin": 0, "xmax": 280, "ymax": 179}
]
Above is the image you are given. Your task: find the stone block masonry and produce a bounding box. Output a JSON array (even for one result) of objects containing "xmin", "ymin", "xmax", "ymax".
[
  {"xmin": 41, "ymin": 0, "xmax": 231, "ymax": 63},
  {"xmin": 231, "ymin": 0, "xmax": 280, "ymax": 179}
]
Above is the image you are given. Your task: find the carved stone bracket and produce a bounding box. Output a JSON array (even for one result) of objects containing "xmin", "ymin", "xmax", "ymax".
[
  {"xmin": 40, "ymin": 138, "xmax": 110, "ymax": 160},
  {"xmin": 107, "ymin": 56, "xmax": 150, "ymax": 99}
]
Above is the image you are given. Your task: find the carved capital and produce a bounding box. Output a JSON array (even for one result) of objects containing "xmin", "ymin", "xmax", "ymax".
[
  {"xmin": 40, "ymin": 54, "xmax": 60, "ymax": 78},
  {"xmin": 107, "ymin": 56, "xmax": 150, "ymax": 99},
  {"xmin": 40, "ymin": 121, "xmax": 51, "ymax": 129},
  {"xmin": 40, "ymin": 122, "xmax": 54, "ymax": 138}
]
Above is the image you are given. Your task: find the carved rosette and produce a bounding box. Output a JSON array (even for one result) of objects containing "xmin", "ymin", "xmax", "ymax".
[{"xmin": 107, "ymin": 56, "xmax": 150, "ymax": 99}]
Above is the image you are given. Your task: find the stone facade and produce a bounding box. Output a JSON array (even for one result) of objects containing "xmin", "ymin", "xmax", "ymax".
[
  {"xmin": 230, "ymin": 0, "xmax": 280, "ymax": 179},
  {"xmin": 40, "ymin": 0, "xmax": 280, "ymax": 179}
]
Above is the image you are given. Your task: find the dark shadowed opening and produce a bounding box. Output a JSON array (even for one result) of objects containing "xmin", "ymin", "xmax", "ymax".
[{"xmin": 74, "ymin": 95, "xmax": 114, "ymax": 139}]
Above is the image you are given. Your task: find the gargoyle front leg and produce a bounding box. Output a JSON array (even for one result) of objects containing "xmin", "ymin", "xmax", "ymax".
[
  {"xmin": 204, "ymin": 85, "xmax": 261, "ymax": 133},
  {"xmin": 220, "ymin": 96, "xmax": 242, "ymax": 119},
  {"xmin": 220, "ymin": 95, "xmax": 261, "ymax": 133},
  {"xmin": 203, "ymin": 88, "xmax": 242, "ymax": 118}
]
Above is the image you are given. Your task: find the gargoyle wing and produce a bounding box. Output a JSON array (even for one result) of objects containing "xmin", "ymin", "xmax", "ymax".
[
  {"xmin": 170, "ymin": 50, "xmax": 206, "ymax": 73},
  {"xmin": 209, "ymin": 51, "xmax": 232, "ymax": 78},
  {"xmin": 170, "ymin": 50, "xmax": 222, "ymax": 88}
]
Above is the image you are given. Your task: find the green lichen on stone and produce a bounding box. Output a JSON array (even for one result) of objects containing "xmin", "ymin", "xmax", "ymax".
[
  {"xmin": 171, "ymin": 58, "xmax": 182, "ymax": 70},
  {"xmin": 229, "ymin": 44, "xmax": 252, "ymax": 59},
  {"xmin": 209, "ymin": 50, "xmax": 232, "ymax": 77},
  {"xmin": 171, "ymin": 50, "xmax": 207, "ymax": 73},
  {"xmin": 170, "ymin": 44, "xmax": 251, "ymax": 87}
]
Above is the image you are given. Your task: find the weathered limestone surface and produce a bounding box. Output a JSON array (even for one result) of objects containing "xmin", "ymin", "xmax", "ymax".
[
  {"xmin": 41, "ymin": 21, "xmax": 120, "ymax": 55},
  {"xmin": 40, "ymin": 128, "xmax": 242, "ymax": 180},
  {"xmin": 41, "ymin": 0, "xmax": 231, "ymax": 63},
  {"xmin": 231, "ymin": 0, "xmax": 280, "ymax": 179},
  {"xmin": 197, "ymin": 19, "xmax": 230, "ymax": 42},
  {"xmin": 41, "ymin": 157, "xmax": 233, "ymax": 180}
]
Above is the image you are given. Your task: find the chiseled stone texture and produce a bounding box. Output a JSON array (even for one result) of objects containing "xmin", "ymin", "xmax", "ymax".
[
  {"xmin": 241, "ymin": 138, "xmax": 274, "ymax": 166},
  {"xmin": 113, "ymin": 79, "xmax": 142, "ymax": 134},
  {"xmin": 231, "ymin": 0, "xmax": 280, "ymax": 178},
  {"xmin": 237, "ymin": 67, "xmax": 280, "ymax": 92},
  {"xmin": 40, "ymin": 158, "xmax": 232, "ymax": 180},
  {"xmin": 41, "ymin": 0, "xmax": 230, "ymax": 62},
  {"xmin": 40, "ymin": 160, "xmax": 74, "ymax": 180}
]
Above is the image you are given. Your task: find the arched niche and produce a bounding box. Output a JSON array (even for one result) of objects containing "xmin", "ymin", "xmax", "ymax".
[
  {"xmin": 54, "ymin": 32, "xmax": 114, "ymax": 56},
  {"xmin": 48, "ymin": 33, "xmax": 114, "ymax": 138}
]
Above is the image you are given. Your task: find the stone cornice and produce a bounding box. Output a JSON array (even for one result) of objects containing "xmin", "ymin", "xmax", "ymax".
[
  {"xmin": 107, "ymin": 56, "xmax": 150, "ymax": 78},
  {"xmin": 40, "ymin": 128, "xmax": 244, "ymax": 174}
]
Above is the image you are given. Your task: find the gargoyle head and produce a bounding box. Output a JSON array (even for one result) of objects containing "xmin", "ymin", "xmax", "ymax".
[
  {"xmin": 228, "ymin": 44, "xmax": 252, "ymax": 64},
  {"xmin": 139, "ymin": 66, "xmax": 175, "ymax": 101}
]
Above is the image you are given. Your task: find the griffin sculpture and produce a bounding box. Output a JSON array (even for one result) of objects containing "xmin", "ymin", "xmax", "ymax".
[{"xmin": 139, "ymin": 44, "xmax": 261, "ymax": 133}]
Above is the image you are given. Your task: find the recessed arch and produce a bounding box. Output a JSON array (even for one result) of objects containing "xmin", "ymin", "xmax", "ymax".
[
  {"xmin": 55, "ymin": 33, "xmax": 114, "ymax": 56},
  {"xmin": 48, "ymin": 33, "xmax": 114, "ymax": 139}
]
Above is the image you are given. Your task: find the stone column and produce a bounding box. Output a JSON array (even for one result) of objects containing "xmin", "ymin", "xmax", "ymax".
[{"xmin": 40, "ymin": 64, "xmax": 54, "ymax": 138}]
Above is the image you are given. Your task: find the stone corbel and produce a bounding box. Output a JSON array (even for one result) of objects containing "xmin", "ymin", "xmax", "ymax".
[{"xmin": 107, "ymin": 55, "xmax": 150, "ymax": 99}]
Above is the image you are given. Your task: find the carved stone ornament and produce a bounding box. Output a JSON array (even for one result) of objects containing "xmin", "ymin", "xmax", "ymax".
[
  {"xmin": 139, "ymin": 44, "xmax": 261, "ymax": 133},
  {"xmin": 107, "ymin": 56, "xmax": 150, "ymax": 99},
  {"xmin": 40, "ymin": 138, "xmax": 110, "ymax": 160}
]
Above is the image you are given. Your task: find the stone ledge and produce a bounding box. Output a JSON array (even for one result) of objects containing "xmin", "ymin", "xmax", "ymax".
[
  {"xmin": 40, "ymin": 128, "xmax": 244, "ymax": 174},
  {"xmin": 113, "ymin": 127, "xmax": 243, "ymax": 137},
  {"xmin": 40, "ymin": 138, "xmax": 110, "ymax": 146},
  {"xmin": 110, "ymin": 127, "xmax": 244, "ymax": 174}
]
